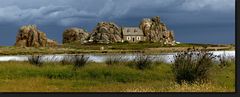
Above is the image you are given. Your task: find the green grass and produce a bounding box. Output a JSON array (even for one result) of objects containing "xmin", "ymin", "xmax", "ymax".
[
  {"xmin": 63, "ymin": 42, "xmax": 233, "ymax": 50},
  {"xmin": 0, "ymin": 43, "xmax": 234, "ymax": 55},
  {"xmin": 62, "ymin": 42, "xmax": 164, "ymax": 50},
  {"xmin": 210, "ymin": 61, "xmax": 235, "ymax": 91},
  {"xmin": 0, "ymin": 61, "xmax": 235, "ymax": 92}
]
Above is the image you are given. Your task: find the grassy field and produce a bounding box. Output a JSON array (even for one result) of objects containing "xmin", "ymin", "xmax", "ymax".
[
  {"xmin": 0, "ymin": 43, "xmax": 234, "ymax": 55},
  {"xmin": 0, "ymin": 60, "xmax": 235, "ymax": 92}
]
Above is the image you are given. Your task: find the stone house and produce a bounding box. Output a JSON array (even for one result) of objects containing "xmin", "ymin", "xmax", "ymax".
[{"xmin": 122, "ymin": 27, "xmax": 146, "ymax": 43}]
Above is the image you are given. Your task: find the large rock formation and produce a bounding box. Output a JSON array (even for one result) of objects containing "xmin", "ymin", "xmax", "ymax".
[
  {"xmin": 15, "ymin": 25, "xmax": 58, "ymax": 47},
  {"xmin": 139, "ymin": 16, "xmax": 175, "ymax": 45},
  {"xmin": 89, "ymin": 22, "xmax": 122, "ymax": 44},
  {"xmin": 63, "ymin": 28, "xmax": 89, "ymax": 44}
]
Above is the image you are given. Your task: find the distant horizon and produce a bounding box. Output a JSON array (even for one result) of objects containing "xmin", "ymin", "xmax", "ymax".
[{"xmin": 0, "ymin": 0, "xmax": 235, "ymax": 46}]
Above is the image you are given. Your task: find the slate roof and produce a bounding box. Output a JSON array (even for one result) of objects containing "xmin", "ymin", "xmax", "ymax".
[{"xmin": 122, "ymin": 27, "xmax": 144, "ymax": 36}]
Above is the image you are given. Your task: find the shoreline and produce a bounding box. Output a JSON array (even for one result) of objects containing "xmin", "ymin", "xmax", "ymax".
[
  {"xmin": 0, "ymin": 43, "xmax": 235, "ymax": 55},
  {"xmin": 0, "ymin": 47, "xmax": 235, "ymax": 55}
]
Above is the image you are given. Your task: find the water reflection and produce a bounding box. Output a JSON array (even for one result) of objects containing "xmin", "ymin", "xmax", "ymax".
[{"xmin": 0, "ymin": 51, "xmax": 235, "ymax": 63}]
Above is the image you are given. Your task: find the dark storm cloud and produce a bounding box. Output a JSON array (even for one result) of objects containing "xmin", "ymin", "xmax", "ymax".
[{"xmin": 0, "ymin": 0, "xmax": 235, "ymax": 45}]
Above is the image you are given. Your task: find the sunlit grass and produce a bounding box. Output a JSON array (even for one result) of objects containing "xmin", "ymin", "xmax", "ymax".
[
  {"xmin": 0, "ymin": 60, "xmax": 235, "ymax": 92},
  {"xmin": 0, "ymin": 43, "xmax": 234, "ymax": 55}
]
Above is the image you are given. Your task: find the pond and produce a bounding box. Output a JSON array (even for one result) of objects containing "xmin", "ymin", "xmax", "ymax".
[{"xmin": 0, "ymin": 51, "xmax": 235, "ymax": 63}]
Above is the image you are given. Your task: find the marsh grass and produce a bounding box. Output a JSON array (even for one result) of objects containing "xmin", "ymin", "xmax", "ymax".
[
  {"xmin": 123, "ymin": 82, "xmax": 231, "ymax": 92},
  {"xmin": 0, "ymin": 60, "xmax": 235, "ymax": 92},
  {"xmin": 0, "ymin": 49, "xmax": 235, "ymax": 92},
  {"xmin": 172, "ymin": 48, "xmax": 216, "ymax": 84},
  {"xmin": 0, "ymin": 61, "xmax": 168, "ymax": 82},
  {"xmin": 166, "ymin": 82, "xmax": 231, "ymax": 92},
  {"xmin": 72, "ymin": 55, "xmax": 89, "ymax": 70},
  {"xmin": 218, "ymin": 53, "xmax": 235, "ymax": 68},
  {"xmin": 61, "ymin": 55, "xmax": 74, "ymax": 65},
  {"xmin": 129, "ymin": 54, "xmax": 155, "ymax": 70},
  {"xmin": 28, "ymin": 55, "xmax": 43, "ymax": 67},
  {"xmin": 59, "ymin": 55, "xmax": 89, "ymax": 70},
  {"xmin": 0, "ymin": 43, "xmax": 233, "ymax": 55},
  {"xmin": 63, "ymin": 42, "xmax": 164, "ymax": 50},
  {"xmin": 105, "ymin": 55, "xmax": 129, "ymax": 66}
]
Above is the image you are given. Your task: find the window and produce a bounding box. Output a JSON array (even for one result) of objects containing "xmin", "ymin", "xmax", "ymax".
[
  {"xmin": 137, "ymin": 36, "xmax": 141, "ymax": 40},
  {"xmin": 134, "ymin": 29, "xmax": 137, "ymax": 32},
  {"xmin": 127, "ymin": 36, "xmax": 131, "ymax": 40}
]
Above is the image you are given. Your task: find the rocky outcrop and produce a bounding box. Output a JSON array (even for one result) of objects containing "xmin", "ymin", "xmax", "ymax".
[
  {"xmin": 89, "ymin": 22, "xmax": 122, "ymax": 44},
  {"xmin": 15, "ymin": 25, "xmax": 57, "ymax": 47},
  {"xmin": 139, "ymin": 16, "xmax": 175, "ymax": 45},
  {"xmin": 63, "ymin": 28, "xmax": 89, "ymax": 44},
  {"xmin": 163, "ymin": 30, "xmax": 175, "ymax": 45}
]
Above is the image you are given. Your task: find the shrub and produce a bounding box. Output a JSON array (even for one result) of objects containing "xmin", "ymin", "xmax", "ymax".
[
  {"xmin": 130, "ymin": 54, "xmax": 154, "ymax": 70},
  {"xmin": 218, "ymin": 53, "xmax": 234, "ymax": 68},
  {"xmin": 105, "ymin": 56, "xmax": 128, "ymax": 66},
  {"xmin": 60, "ymin": 55, "xmax": 89, "ymax": 69},
  {"xmin": 123, "ymin": 41, "xmax": 129, "ymax": 44},
  {"xmin": 72, "ymin": 55, "xmax": 89, "ymax": 70},
  {"xmin": 61, "ymin": 55, "xmax": 74, "ymax": 65},
  {"xmin": 28, "ymin": 55, "xmax": 43, "ymax": 67},
  {"xmin": 172, "ymin": 48, "xmax": 216, "ymax": 84}
]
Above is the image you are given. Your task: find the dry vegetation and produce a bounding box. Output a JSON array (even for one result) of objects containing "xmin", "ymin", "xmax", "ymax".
[
  {"xmin": 0, "ymin": 43, "xmax": 234, "ymax": 55},
  {"xmin": 0, "ymin": 50, "xmax": 235, "ymax": 92}
]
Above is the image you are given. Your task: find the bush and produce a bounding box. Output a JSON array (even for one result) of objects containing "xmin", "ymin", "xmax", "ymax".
[
  {"xmin": 172, "ymin": 48, "xmax": 216, "ymax": 84},
  {"xmin": 218, "ymin": 53, "xmax": 234, "ymax": 68},
  {"xmin": 123, "ymin": 41, "xmax": 129, "ymax": 44},
  {"xmin": 60, "ymin": 55, "xmax": 89, "ymax": 69},
  {"xmin": 28, "ymin": 55, "xmax": 43, "ymax": 67},
  {"xmin": 72, "ymin": 55, "xmax": 89, "ymax": 70},
  {"xmin": 61, "ymin": 55, "xmax": 74, "ymax": 65},
  {"xmin": 105, "ymin": 56, "xmax": 128, "ymax": 66},
  {"xmin": 130, "ymin": 54, "xmax": 154, "ymax": 70}
]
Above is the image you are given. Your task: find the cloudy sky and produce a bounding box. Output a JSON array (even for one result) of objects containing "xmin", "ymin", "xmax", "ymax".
[{"xmin": 0, "ymin": 0, "xmax": 235, "ymax": 46}]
